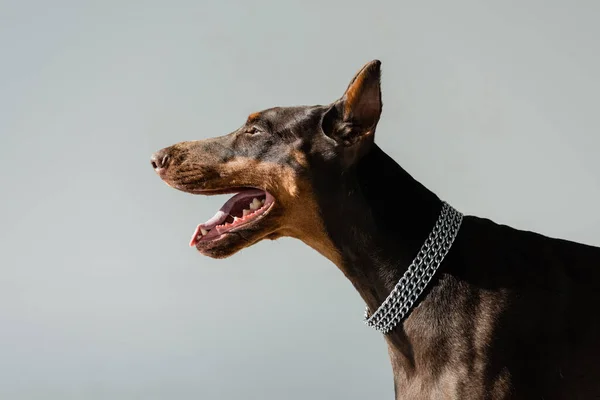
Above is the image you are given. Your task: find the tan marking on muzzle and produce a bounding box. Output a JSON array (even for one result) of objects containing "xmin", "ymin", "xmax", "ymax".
[{"xmin": 217, "ymin": 157, "xmax": 341, "ymax": 264}]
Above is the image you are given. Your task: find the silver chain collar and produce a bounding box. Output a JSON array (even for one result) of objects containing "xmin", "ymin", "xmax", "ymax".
[{"xmin": 364, "ymin": 202, "xmax": 463, "ymax": 334}]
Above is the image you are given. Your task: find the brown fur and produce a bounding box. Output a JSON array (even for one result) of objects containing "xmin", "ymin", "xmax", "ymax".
[
  {"xmin": 247, "ymin": 112, "xmax": 261, "ymax": 123},
  {"xmin": 152, "ymin": 60, "xmax": 600, "ymax": 399},
  {"xmin": 153, "ymin": 139, "xmax": 340, "ymax": 263}
]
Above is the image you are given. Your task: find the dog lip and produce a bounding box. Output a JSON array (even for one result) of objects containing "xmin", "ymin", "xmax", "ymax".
[{"xmin": 187, "ymin": 187, "xmax": 258, "ymax": 196}]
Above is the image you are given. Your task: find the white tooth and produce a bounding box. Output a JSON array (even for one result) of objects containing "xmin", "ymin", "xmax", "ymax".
[
  {"xmin": 251, "ymin": 198, "xmax": 262, "ymax": 210},
  {"xmin": 200, "ymin": 228, "xmax": 208, "ymax": 235},
  {"xmin": 234, "ymin": 217, "xmax": 240, "ymax": 222},
  {"xmin": 242, "ymin": 209, "xmax": 250, "ymax": 217},
  {"xmin": 260, "ymin": 199, "xmax": 265, "ymax": 205}
]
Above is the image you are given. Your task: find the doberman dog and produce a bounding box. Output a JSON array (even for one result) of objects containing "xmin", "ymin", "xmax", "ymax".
[{"xmin": 151, "ymin": 60, "xmax": 600, "ymax": 399}]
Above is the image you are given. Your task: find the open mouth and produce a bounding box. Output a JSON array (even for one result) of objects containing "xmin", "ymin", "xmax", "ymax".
[{"xmin": 189, "ymin": 188, "xmax": 275, "ymax": 247}]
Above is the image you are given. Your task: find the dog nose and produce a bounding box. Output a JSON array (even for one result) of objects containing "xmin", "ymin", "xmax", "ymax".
[{"xmin": 151, "ymin": 149, "xmax": 171, "ymax": 172}]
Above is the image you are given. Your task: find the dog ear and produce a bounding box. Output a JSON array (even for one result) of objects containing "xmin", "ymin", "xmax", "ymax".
[{"xmin": 322, "ymin": 60, "xmax": 382, "ymax": 147}]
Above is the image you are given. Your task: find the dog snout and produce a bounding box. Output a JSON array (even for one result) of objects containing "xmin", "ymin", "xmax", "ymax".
[{"xmin": 151, "ymin": 149, "xmax": 171, "ymax": 172}]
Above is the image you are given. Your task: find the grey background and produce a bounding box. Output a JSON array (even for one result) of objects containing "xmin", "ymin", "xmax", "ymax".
[{"xmin": 1, "ymin": 0, "xmax": 599, "ymax": 399}]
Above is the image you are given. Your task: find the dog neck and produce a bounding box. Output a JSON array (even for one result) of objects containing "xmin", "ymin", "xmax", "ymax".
[{"xmin": 312, "ymin": 143, "xmax": 447, "ymax": 373}]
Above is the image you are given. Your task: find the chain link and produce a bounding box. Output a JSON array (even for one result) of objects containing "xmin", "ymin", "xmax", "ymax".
[
  {"xmin": 364, "ymin": 202, "xmax": 463, "ymax": 334},
  {"xmin": 364, "ymin": 203, "xmax": 449, "ymax": 327},
  {"xmin": 364, "ymin": 203, "xmax": 449, "ymax": 325}
]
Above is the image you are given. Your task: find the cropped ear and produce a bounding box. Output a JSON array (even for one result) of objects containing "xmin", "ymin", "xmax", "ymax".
[{"xmin": 322, "ymin": 60, "xmax": 383, "ymax": 146}]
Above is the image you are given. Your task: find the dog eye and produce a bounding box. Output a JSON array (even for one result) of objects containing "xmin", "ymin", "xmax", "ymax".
[{"xmin": 244, "ymin": 126, "xmax": 261, "ymax": 135}]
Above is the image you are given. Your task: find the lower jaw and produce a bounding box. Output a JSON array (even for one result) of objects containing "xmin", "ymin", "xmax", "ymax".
[
  {"xmin": 195, "ymin": 232, "xmax": 233, "ymax": 249},
  {"xmin": 194, "ymin": 231, "xmax": 252, "ymax": 259}
]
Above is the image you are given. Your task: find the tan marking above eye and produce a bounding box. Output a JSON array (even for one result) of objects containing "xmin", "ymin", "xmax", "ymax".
[{"xmin": 247, "ymin": 112, "xmax": 261, "ymax": 123}]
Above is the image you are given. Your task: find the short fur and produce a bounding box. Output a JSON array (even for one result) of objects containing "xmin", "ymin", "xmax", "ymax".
[{"xmin": 152, "ymin": 60, "xmax": 600, "ymax": 399}]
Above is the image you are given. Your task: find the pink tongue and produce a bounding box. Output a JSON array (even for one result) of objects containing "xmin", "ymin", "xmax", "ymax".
[
  {"xmin": 200, "ymin": 210, "xmax": 228, "ymax": 229},
  {"xmin": 189, "ymin": 189, "xmax": 265, "ymax": 246}
]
